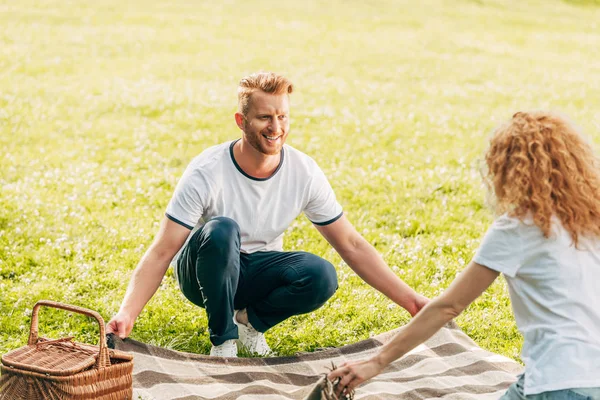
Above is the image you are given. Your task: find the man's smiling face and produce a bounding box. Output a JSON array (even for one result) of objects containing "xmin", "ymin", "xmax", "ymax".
[{"xmin": 240, "ymin": 90, "xmax": 290, "ymax": 156}]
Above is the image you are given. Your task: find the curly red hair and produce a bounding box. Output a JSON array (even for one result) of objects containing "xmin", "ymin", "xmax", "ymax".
[{"xmin": 484, "ymin": 111, "xmax": 600, "ymax": 246}]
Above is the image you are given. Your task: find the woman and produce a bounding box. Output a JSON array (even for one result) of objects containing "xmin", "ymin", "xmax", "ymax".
[{"xmin": 328, "ymin": 111, "xmax": 600, "ymax": 399}]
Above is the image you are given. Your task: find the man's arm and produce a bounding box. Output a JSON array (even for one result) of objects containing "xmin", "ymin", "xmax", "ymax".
[
  {"xmin": 107, "ymin": 216, "xmax": 191, "ymax": 338},
  {"xmin": 315, "ymin": 215, "xmax": 428, "ymax": 316}
]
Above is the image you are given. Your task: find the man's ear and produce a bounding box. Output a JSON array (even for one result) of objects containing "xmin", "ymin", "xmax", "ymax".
[{"xmin": 234, "ymin": 113, "xmax": 245, "ymax": 130}]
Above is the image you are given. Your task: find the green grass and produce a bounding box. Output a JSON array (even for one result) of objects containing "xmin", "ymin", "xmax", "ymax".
[{"xmin": 1, "ymin": 0, "xmax": 599, "ymax": 364}]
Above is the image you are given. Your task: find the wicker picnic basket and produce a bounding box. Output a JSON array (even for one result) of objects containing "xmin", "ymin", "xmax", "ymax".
[{"xmin": 0, "ymin": 300, "xmax": 133, "ymax": 399}]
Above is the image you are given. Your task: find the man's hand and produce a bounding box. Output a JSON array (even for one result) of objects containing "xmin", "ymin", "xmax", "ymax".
[
  {"xmin": 406, "ymin": 294, "xmax": 430, "ymax": 317},
  {"xmin": 327, "ymin": 358, "xmax": 385, "ymax": 397},
  {"xmin": 106, "ymin": 311, "xmax": 135, "ymax": 339}
]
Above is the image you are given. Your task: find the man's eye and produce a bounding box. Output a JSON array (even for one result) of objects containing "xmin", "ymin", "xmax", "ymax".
[{"xmin": 279, "ymin": 115, "xmax": 287, "ymax": 120}]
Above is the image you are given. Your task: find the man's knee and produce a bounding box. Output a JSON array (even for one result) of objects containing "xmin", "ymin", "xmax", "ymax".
[
  {"xmin": 192, "ymin": 217, "xmax": 240, "ymax": 249},
  {"xmin": 203, "ymin": 217, "xmax": 240, "ymax": 240},
  {"xmin": 301, "ymin": 254, "xmax": 338, "ymax": 304}
]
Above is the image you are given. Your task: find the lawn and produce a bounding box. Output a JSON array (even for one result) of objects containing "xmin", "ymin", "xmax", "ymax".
[{"xmin": 1, "ymin": 0, "xmax": 599, "ymax": 362}]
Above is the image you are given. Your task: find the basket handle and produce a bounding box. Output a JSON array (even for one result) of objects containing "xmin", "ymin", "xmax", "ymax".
[{"xmin": 28, "ymin": 300, "xmax": 111, "ymax": 369}]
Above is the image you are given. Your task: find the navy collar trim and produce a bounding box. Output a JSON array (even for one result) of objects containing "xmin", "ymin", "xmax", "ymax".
[{"xmin": 229, "ymin": 139, "xmax": 285, "ymax": 181}]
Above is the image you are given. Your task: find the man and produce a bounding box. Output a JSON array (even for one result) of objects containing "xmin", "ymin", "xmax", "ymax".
[{"xmin": 107, "ymin": 72, "xmax": 428, "ymax": 357}]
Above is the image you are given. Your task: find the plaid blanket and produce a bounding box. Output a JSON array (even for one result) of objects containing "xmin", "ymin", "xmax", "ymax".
[{"xmin": 114, "ymin": 323, "xmax": 522, "ymax": 400}]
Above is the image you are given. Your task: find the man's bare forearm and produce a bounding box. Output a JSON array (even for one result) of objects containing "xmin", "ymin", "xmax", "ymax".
[
  {"xmin": 339, "ymin": 236, "xmax": 420, "ymax": 311},
  {"xmin": 108, "ymin": 217, "xmax": 191, "ymax": 337},
  {"xmin": 119, "ymin": 248, "xmax": 173, "ymax": 319}
]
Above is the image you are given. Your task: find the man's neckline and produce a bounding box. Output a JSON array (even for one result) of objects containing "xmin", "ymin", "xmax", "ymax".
[{"xmin": 229, "ymin": 139, "xmax": 285, "ymax": 181}]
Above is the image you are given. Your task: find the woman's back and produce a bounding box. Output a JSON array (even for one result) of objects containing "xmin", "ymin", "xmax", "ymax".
[{"xmin": 474, "ymin": 213, "xmax": 600, "ymax": 395}]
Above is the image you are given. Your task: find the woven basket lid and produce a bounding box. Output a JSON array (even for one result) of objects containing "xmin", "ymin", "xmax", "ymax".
[{"xmin": 1, "ymin": 337, "xmax": 132, "ymax": 376}]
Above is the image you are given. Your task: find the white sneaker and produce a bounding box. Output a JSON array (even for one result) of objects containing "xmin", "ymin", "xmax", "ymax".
[
  {"xmin": 233, "ymin": 310, "xmax": 271, "ymax": 356},
  {"xmin": 209, "ymin": 339, "xmax": 238, "ymax": 357}
]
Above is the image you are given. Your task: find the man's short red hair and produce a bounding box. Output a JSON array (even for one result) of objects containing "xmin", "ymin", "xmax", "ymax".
[{"xmin": 238, "ymin": 72, "xmax": 293, "ymax": 116}]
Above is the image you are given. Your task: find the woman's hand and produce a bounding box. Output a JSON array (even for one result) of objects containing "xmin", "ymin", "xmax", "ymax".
[{"xmin": 327, "ymin": 357, "xmax": 386, "ymax": 397}]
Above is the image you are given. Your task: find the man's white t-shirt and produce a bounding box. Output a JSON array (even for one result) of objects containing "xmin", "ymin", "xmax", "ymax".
[
  {"xmin": 473, "ymin": 214, "xmax": 600, "ymax": 395},
  {"xmin": 165, "ymin": 140, "xmax": 343, "ymax": 254}
]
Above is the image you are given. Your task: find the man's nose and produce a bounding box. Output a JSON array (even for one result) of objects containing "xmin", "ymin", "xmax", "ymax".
[{"xmin": 269, "ymin": 117, "xmax": 280, "ymax": 132}]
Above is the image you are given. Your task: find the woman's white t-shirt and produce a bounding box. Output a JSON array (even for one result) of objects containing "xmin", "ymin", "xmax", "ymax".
[{"xmin": 473, "ymin": 214, "xmax": 600, "ymax": 395}]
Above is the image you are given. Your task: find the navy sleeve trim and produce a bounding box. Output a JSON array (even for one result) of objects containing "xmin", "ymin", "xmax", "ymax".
[
  {"xmin": 311, "ymin": 211, "xmax": 344, "ymax": 226},
  {"xmin": 165, "ymin": 213, "xmax": 194, "ymax": 230}
]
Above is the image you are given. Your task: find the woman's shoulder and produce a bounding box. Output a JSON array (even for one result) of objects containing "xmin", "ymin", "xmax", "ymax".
[
  {"xmin": 488, "ymin": 213, "xmax": 547, "ymax": 247},
  {"xmin": 492, "ymin": 213, "xmax": 524, "ymax": 230}
]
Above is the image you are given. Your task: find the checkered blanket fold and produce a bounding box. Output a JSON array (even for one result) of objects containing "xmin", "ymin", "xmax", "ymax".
[{"xmin": 114, "ymin": 323, "xmax": 522, "ymax": 400}]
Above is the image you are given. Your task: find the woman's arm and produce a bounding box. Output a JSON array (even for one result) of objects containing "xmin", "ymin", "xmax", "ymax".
[{"xmin": 327, "ymin": 261, "xmax": 499, "ymax": 396}]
